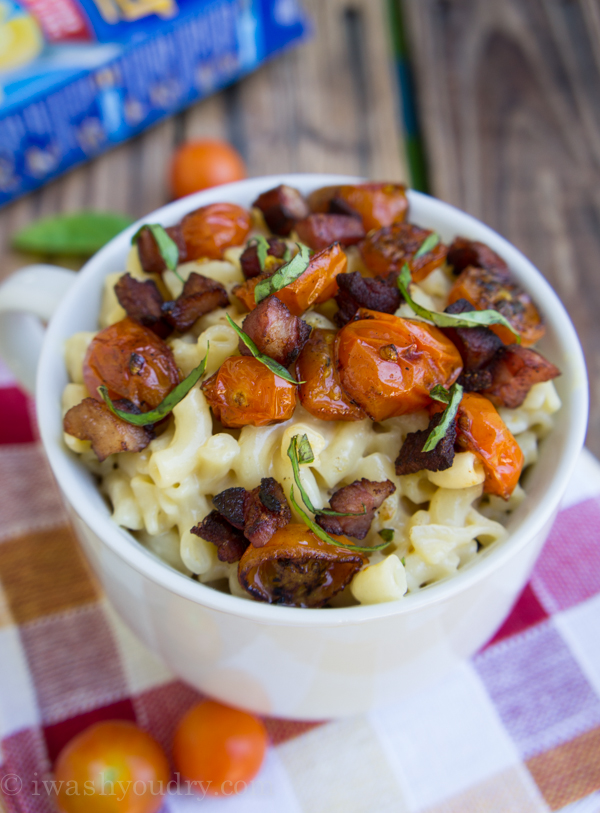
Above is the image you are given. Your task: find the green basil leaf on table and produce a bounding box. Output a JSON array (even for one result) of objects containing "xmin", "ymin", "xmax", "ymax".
[{"xmin": 12, "ymin": 212, "xmax": 134, "ymax": 256}]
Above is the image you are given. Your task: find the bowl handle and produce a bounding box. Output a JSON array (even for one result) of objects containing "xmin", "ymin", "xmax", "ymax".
[{"xmin": 0, "ymin": 265, "xmax": 77, "ymax": 394}]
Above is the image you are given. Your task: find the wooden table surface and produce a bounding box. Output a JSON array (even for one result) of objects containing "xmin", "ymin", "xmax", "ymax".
[{"xmin": 1, "ymin": 0, "xmax": 599, "ymax": 453}]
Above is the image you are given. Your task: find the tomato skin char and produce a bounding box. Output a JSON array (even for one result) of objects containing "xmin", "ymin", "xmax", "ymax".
[{"xmin": 336, "ymin": 309, "xmax": 463, "ymax": 421}]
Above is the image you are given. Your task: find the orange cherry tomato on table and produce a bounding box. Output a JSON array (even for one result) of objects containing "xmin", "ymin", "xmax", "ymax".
[
  {"xmin": 83, "ymin": 317, "xmax": 181, "ymax": 410},
  {"xmin": 295, "ymin": 328, "xmax": 365, "ymax": 421},
  {"xmin": 447, "ymin": 265, "xmax": 545, "ymax": 347},
  {"xmin": 233, "ymin": 243, "xmax": 347, "ymax": 316},
  {"xmin": 53, "ymin": 720, "xmax": 170, "ymax": 813},
  {"xmin": 336, "ymin": 309, "xmax": 463, "ymax": 422},
  {"xmin": 202, "ymin": 356, "xmax": 297, "ymax": 427},
  {"xmin": 180, "ymin": 203, "xmax": 252, "ymax": 261},
  {"xmin": 456, "ymin": 392, "xmax": 524, "ymax": 499},
  {"xmin": 173, "ymin": 700, "xmax": 268, "ymax": 797},
  {"xmin": 307, "ymin": 182, "xmax": 408, "ymax": 231},
  {"xmin": 170, "ymin": 139, "xmax": 247, "ymax": 199},
  {"xmin": 360, "ymin": 222, "xmax": 448, "ymax": 283}
]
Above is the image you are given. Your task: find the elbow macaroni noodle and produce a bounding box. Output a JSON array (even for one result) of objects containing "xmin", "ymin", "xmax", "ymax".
[{"xmin": 62, "ymin": 250, "xmax": 561, "ymax": 605}]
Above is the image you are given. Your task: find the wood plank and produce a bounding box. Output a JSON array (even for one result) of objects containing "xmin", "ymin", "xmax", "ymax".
[{"xmin": 403, "ymin": 0, "xmax": 600, "ymax": 455}]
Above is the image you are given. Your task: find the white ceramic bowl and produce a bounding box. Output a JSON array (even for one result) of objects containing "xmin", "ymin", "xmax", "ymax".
[{"xmin": 0, "ymin": 174, "xmax": 588, "ymax": 719}]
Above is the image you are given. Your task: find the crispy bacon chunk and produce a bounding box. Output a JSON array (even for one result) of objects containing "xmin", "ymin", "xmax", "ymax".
[
  {"xmin": 63, "ymin": 397, "xmax": 154, "ymax": 462},
  {"xmin": 482, "ymin": 345, "xmax": 560, "ymax": 409},
  {"xmin": 240, "ymin": 237, "xmax": 288, "ymax": 279},
  {"xmin": 136, "ymin": 225, "xmax": 187, "ymax": 274},
  {"xmin": 253, "ymin": 184, "xmax": 309, "ymax": 236},
  {"xmin": 443, "ymin": 298, "xmax": 503, "ymax": 370},
  {"xmin": 316, "ymin": 479, "xmax": 396, "ymax": 540},
  {"xmin": 114, "ymin": 274, "xmax": 171, "ymax": 339},
  {"xmin": 191, "ymin": 510, "xmax": 249, "ymax": 563},
  {"xmin": 394, "ymin": 413, "xmax": 456, "ymax": 476},
  {"xmin": 239, "ymin": 296, "xmax": 311, "ymax": 366},
  {"xmin": 162, "ymin": 272, "xmax": 229, "ymax": 333},
  {"xmin": 294, "ymin": 213, "xmax": 366, "ymax": 251},
  {"xmin": 458, "ymin": 369, "xmax": 493, "ymax": 392},
  {"xmin": 211, "ymin": 478, "xmax": 291, "ymax": 548},
  {"xmin": 237, "ymin": 524, "xmax": 367, "ymax": 607},
  {"xmin": 447, "ymin": 237, "xmax": 509, "ymax": 276},
  {"xmin": 334, "ymin": 271, "xmax": 401, "ymax": 326}
]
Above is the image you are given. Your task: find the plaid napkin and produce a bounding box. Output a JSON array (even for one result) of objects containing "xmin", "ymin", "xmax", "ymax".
[{"xmin": 1, "ymin": 363, "xmax": 600, "ymax": 813}]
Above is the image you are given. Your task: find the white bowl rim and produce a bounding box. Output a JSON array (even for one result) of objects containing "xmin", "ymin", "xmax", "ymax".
[{"xmin": 38, "ymin": 173, "xmax": 589, "ymax": 628}]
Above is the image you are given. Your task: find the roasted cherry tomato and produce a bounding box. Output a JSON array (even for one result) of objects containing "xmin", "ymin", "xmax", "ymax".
[
  {"xmin": 233, "ymin": 243, "xmax": 347, "ymax": 316},
  {"xmin": 83, "ymin": 317, "xmax": 180, "ymax": 409},
  {"xmin": 444, "ymin": 392, "xmax": 524, "ymax": 499},
  {"xmin": 54, "ymin": 720, "xmax": 170, "ymax": 813},
  {"xmin": 170, "ymin": 139, "xmax": 247, "ymax": 199},
  {"xmin": 295, "ymin": 328, "xmax": 365, "ymax": 421},
  {"xmin": 180, "ymin": 203, "xmax": 251, "ymax": 261},
  {"xmin": 173, "ymin": 700, "xmax": 268, "ymax": 797},
  {"xmin": 360, "ymin": 222, "xmax": 448, "ymax": 282},
  {"xmin": 202, "ymin": 356, "xmax": 296, "ymax": 427},
  {"xmin": 336, "ymin": 309, "xmax": 463, "ymax": 421},
  {"xmin": 307, "ymin": 182, "xmax": 408, "ymax": 231},
  {"xmin": 448, "ymin": 266, "xmax": 545, "ymax": 347},
  {"xmin": 238, "ymin": 524, "xmax": 367, "ymax": 607}
]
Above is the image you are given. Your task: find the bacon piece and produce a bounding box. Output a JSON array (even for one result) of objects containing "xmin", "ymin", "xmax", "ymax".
[
  {"xmin": 239, "ymin": 296, "xmax": 311, "ymax": 366},
  {"xmin": 443, "ymin": 298, "xmax": 503, "ymax": 369},
  {"xmin": 114, "ymin": 274, "xmax": 171, "ymax": 339},
  {"xmin": 191, "ymin": 510, "xmax": 249, "ymax": 563},
  {"xmin": 162, "ymin": 272, "xmax": 229, "ymax": 333},
  {"xmin": 316, "ymin": 479, "xmax": 396, "ymax": 540},
  {"xmin": 482, "ymin": 345, "xmax": 560, "ymax": 409},
  {"xmin": 334, "ymin": 271, "xmax": 401, "ymax": 326},
  {"xmin": 213, "ymin": 487, "xmax": 247, "ymax": 529},
  {"xmin": 212, "ymin": 478, "xmax": 291, "ymax": 548},
  {"xmin": 136, "ymin": 225, "xmax": 187, "ymax": 275},
  {"xmin": 63, "ymin": 397, "xmax": 154, "ymax": 462},
  {"xmin": 253, "ymin": 184, "xmax": 309, "ymax": 236},
  {"xmin": 447, "ymin": 237, "xmax": 509, "ymax": 276},
  {"xmin": 240, "ymin": 237, "xmax": 288, "ymax": 279},
  {"xmin": 394, "ymin": 412, "xmax": 456, "ymax": 476},
  {"xmin": 458, "ymin": 369, "xmax": 493, "ymax": 392},
  {"xmin": 244, "ymin": 478, "xmax": 292, "ymax": 547},
  {"xmin": 295, "ymin": 213, "xmax": 366, "ymax": 252}
]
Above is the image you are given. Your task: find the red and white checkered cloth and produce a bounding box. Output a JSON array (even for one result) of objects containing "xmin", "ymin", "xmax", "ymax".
[{"xmin": 1, "ymin": 361, "xmax": 600, "ymax": 813}]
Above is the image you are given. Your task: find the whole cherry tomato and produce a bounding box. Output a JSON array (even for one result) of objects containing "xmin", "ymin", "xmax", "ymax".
[
  {"xmin": 336, "ymin": 309, "xmax": 463, "ymax": 421},
  {"xmin": 202, "ymin": 356, "xmax": 296, "ymax": 427},
  {"xmin": 180, "ymin": 203, "xmax": 251, "ymax": 260},
  {"xmin": 172, "ymin": 700, "xmax": 268, "ymax": 797},
  {"xmin": 455, "ymin": 392, "xmax": 524, "ymax": 499},
  {"xmin": 360, "ymin": 222, "xmax": 448, "ymax": 282},
  {"xmin": 54, "ymin": 720, "xmax": 170, "ymax": 813},
  {"xmin": 233, "ymin": 243, "xmax": 347, "ymax": 316},
  {"xmin": 448, "ymin": 266, "xmax": 544, "ymax": 347},
  {"xmin": 307, "ymin": 182, "xmax": 408, "ymax": 231},
  {"xmin": 295, "ymin": 328, "xmax": 365, "ymax": 421},
  {"xmin": 170, "ymin": 139, "xmax": 247, "ymax": 199},
  {"xmin": 83, "ymin": 317, "xmax": 180, "ymax": 409}
]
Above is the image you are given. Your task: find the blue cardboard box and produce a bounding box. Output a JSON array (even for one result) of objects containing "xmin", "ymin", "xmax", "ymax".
[{"xmin": 0, "ymin": 0, "xmax": 309, "ymax": 206}]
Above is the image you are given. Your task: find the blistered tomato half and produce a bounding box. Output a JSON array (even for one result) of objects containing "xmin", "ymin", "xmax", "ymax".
[
  {"xmin": 180, "ymin": 203, "xmax": 251, "ymax": 260},
  {"xmin": 83, "ymin": 317, "xmax": 180, "ymax": 409},
  {"xmin": 202, "ymin": 356, "xmax": 296, "ymax": 427},
  {"xmin": 336, "ymin": 309, "xmax": 463, "ymax": 421},
  {"xmin": 295, "ymin": 328, "xmax": 365, "ymax": 421},
  {"xmin": 308, "ymin": 183, "xmax": 408, "ymax": 231}
]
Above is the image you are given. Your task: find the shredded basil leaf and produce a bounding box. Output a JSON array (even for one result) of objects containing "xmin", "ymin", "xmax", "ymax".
[
  {"xmin": 413, "ymin": 232, "xmax": 440, "ymax": 259},
  {"xmin": 378, "ymin": 528, "xmax": 395, "ymax": 543},
  {"xmin": 287, "ymin": 435, "xmax": 366, "ymax": 517},
  {"xmin": 225, "ymin": 315, "xmax": 301, "ymax": 385},
  {"xmin": 254, "ymin": 243, "xmax": 311, "ymax": 304},
  {"xmin": 397, "ymin": 264, "xmax": 520, "ymax": 342},
  {"xmin": 423, "ymin": 382, "xmax": 463, "ymax": 452},
  {"xmin": 132, "ymin": 224, "xmax": 183, "ymax": 283},
  {"xmin": 252, "ymin": 235, "xmax": 270, "ymax": 271},
  {"xmin": 401, "ymin": 556, "xmax": 406, "ymax": 566},
  {"xmin": 430, "ymin": 384, "xmax": 451, "ymax": 404},
  {"xmin": 98, "ymin": 345, "xmax": 209, "ymax": 426},
  {"xmin": 289, "ymin": 486, "xmax": 389, "ymax": 554}
]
